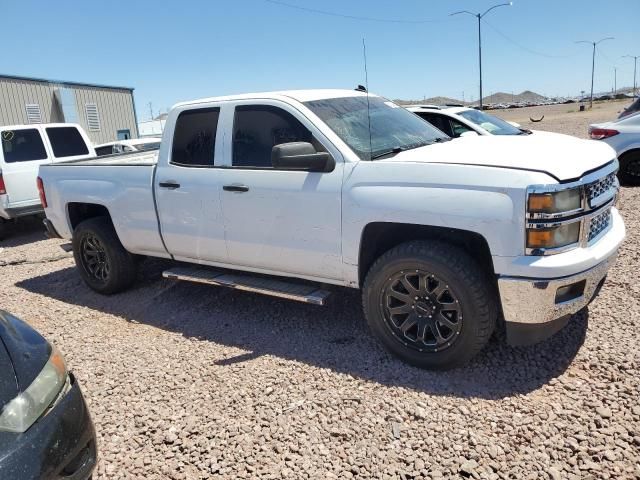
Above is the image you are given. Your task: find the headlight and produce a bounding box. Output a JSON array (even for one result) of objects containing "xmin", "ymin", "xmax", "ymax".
[
  {"xmin": 526, "ymin": 222, "xmax": 581, "ymax": 250},
  {"xmin": 527, "ymin": 188, "xmax": 582, "ymax": 215},
  {"xmin": 0, "ymin": 346, "xmax": 68, "ymax": 433}
]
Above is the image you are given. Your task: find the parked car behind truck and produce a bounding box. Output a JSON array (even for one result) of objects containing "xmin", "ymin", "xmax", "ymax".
[
  {"xmin": 38, "ymin": 89, "xmax": 625, "ymax": 369},
  {"xmin": 589, "ymin": 112, "xmax": 640, "ymax": 185},
  {"xmin": 0, "ymin": 123, "xmax": 95, "ymax": 238}
]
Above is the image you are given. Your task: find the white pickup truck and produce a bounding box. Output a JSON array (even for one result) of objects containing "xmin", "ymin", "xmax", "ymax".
[
  {"xmin": 0, "ymin": 123, "xmax": 95, "ymax": 238},
  {"xmin": 38, "ymin": 89, "xmax": 625, "ymax": 369}
]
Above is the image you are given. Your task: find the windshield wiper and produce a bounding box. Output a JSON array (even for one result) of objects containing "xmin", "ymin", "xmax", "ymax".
[
  {"xmin": 370, "ymin": 146, "xmax": 405, "ymax": 160},
  {"xmin": 369, "ymin": 140, "xmax": 445, "ymax": 160}
]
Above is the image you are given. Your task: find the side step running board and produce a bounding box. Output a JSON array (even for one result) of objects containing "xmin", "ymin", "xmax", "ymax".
[{"xmin": 162, "ymin": 267, "xmax": 331, "ymax": 305}]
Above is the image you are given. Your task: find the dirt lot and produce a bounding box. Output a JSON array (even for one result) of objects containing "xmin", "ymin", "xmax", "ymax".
[
  {"xmin": 494, "ymin": 99, "xmax": 630, "ymax": 138},
  {"xmin": 1, "ymin": 103, "xmax": 639, "ymax": 479}
]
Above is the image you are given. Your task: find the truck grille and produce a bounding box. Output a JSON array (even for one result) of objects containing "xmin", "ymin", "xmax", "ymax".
[
  {"xmin": 588, "ymin": 208, "xmax": 612, "ymax": 242},
  {"xmin": 586, "ymin": 172, "xmax": 617, "ymax": 207}
]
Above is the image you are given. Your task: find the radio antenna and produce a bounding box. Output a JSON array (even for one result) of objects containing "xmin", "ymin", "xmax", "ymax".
[{"xmin": 362, "ymin": 38, "xmax": 373, "ymax": 160}]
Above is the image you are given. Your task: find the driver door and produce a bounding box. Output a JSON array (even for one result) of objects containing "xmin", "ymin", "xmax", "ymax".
[{"xmin": 215, "ymin": 101, "xmax": 344, "ymax": 281}]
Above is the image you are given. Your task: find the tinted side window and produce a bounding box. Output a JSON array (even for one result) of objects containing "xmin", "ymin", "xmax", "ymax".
[
  {"xmin": 95, "ymin": 146, "xmax": 114, "ymax": 156},
  {"xmin": 46, "ymin": 127, "xmax": 89, "ymax": 157},
  {"xmin": 232, "ymin": 105, "xmax": 312, "ymax": 168},
  {"xmin": 171, "ymin": 108, "xmax": 220, "ymax": 167},
  {"xmin": 1, "ymin": 129, "xmax": 48, "ymax": 163},
  {"xmin": 417, "ymin": 113, "xmax": 452, "ymax": 137}
]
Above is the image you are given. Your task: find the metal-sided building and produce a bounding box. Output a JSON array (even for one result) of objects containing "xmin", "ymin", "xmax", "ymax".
[{"xmin": 0, "ymin": 74, "xmax": 139, "ymax": 144}]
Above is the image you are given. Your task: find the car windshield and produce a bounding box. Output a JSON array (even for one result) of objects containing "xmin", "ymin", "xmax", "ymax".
[
  {"xmin": 304, "ymin": 96, "xmax": 447, "ymax": 160},
  {"xmin": 457, "ymin": 109, "xmax": 522, "ymax": 135},
  {"xmin": 133, "ymin": 142, "xmax": 161, "ymax": 151}
]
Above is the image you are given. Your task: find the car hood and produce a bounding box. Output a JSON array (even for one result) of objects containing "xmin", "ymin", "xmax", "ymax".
[
  {"xmin": 384, "ymin": 134, "xmax": 616, "ymax": 181},
  {"xmin": 0, "ymin": 311, "xmax": 50, "ymax": 410}
]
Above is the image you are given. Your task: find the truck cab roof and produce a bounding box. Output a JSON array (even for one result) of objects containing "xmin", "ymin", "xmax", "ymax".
[{"xmin": 173, "ymin": 89, "xmax": 373, "ymax": 109}]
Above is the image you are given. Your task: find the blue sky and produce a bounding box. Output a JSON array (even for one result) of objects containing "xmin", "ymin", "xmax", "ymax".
[{"xmin": 3, "ymin": 0, "xmax": 638, "ymax": 120}]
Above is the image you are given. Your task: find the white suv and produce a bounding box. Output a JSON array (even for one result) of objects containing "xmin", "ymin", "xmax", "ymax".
[{"xmin": 407, "ymin": 105, "xmax": 528, "ymax": 138}]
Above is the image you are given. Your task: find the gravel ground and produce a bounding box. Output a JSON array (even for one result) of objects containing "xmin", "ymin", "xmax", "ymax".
[{"xmin": 1, "ymin": 108, "xmax": 639, "ymax": 479}]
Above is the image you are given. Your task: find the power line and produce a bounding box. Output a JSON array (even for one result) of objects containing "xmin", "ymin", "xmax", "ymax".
[
  {"xmin": 264, "ymin": 0, "xmax": 444, "ymax": 24},
  {"xmin": 482, "ymin": 20, "xmax": 578, "ymax": 59}
]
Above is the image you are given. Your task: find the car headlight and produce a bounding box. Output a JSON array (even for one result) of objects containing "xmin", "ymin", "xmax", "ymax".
[
  {"xmin": 526, "ymin": 222, "xmax": 581, "ymax": 250},
  {"xmin": 527, "ymin": 187, "xmax": 582, "ymax": 215},
  {"xmin": 0, "ymin": 346, "xmax": 68, "ymax": 433}
]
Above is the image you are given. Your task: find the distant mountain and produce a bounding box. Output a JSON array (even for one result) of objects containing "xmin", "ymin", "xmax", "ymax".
[
  {"xmin": 482, "ymin": 90, "xmax": 548, "ymax": 104},
  {"xmin": 394, "ymin": 90, "xmax": 549, "ymax": 106},
  {"xmin": 394, "ymin": 96, "xmax": 465, "ymax": 106}
]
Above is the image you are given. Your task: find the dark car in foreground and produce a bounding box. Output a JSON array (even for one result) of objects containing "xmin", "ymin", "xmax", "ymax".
[{"xmin": 0, "ymin": 310, "xmax": 96, "ymax": 480}]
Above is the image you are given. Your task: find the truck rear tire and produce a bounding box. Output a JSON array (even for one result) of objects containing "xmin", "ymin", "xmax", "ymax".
[
  {"xmin": 618, "ymin": 150, "xmax": 640, "ymax": 186},
  {"xmin": 72, "ymin": 217, "xmax": 137, "ymax": 294},
  {"xmin": 362, "ymin": 240, "xmax": 497, "ymax": 369}
]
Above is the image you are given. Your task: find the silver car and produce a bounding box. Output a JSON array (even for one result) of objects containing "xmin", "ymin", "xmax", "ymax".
[{"xmin": 589, "ymin": 112, "xmax": 640, "ymax": 185}]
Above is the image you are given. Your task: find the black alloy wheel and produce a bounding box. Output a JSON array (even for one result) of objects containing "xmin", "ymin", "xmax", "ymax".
[
  {"xmin": 382, "ymin": 269, "xmax": 463, "ymax": 352},
  {"xmin": 80, "ymin": 233, "xmax": 110, "ymax": 283}
]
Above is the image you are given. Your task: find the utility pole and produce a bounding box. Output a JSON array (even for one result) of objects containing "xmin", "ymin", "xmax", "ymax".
[
  {"xmin": 450, "ymin": 2, "xmax": 512, "ymax": 110},
  {"xmin": 147, "ymin": 102, "xmax": 154, "ymax": 121},
  {"xmin": 575, "ymin": 37, "xmax": 614, "ymax": 108},
  {"xmin": 623, "ymin": 55, "xmax": 638, "ymax": 98},
  {"xmin": 614, "ymin": 67, "xmax": 617, "ymax": 95}
]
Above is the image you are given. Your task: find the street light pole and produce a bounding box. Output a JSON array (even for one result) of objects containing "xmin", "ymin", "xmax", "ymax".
[
  {"xmin": 623, "ymin": 55, "xmax": 638, "ymax": 98},
  {"xmin": 575, "ymin": 37, "xmax": 614, "ymax": 109},
  {"xmin": 450, "ymin": 2, "xmax": 512, "ymax": 110}
]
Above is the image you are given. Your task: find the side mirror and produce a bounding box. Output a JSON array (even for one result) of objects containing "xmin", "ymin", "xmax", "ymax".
[
  {"xmin": 271, "ymin": 142, "xmax": 335, "ymax": 172},
  {"xmin": 459, "ymin": 131, "xmax": 480, "ymax": 138}
]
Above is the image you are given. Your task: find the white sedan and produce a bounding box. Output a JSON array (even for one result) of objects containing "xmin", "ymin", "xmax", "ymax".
[
  {"xmin": 407, "ymin": 105, "xmax": 529, "ymax": 138},
  {"xmin": 589, "ymin": 112, "xmax": 640, "ymax": 185},
  {"xmin": 94, "ymin": 137, "xmax": 161, "ymax": 157}
]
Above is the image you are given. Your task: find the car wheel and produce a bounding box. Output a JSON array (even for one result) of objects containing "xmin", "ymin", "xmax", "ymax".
[
  {"xmin": 618, "ymin": 150, "xmax": 640, "ymax": 186},
  {"xmin": 362, "ymin": 240, "xmax": 497, "ymax": 369},
  {"xmin": 72, "ymin": 217, "xmax": 137, "ymax": 294}
]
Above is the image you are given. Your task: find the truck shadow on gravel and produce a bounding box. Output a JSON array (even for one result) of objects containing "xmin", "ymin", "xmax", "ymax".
[
  {"xmin": 17, "ymin": 259, "xmax": 588, "ymax": 400},
  {"xmin": 0, "ymin": 216, "xmax": 48, "ymax": 248}
]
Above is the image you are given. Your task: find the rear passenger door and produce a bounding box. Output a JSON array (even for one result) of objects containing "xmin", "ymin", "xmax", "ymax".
[
  {"xmin": 0, "ymin": 126, "xmax": 50, "ymax": 208},
  {"xmin": 215, "ymin": 100, "xmax": 344, "ymax": 280},
  {"xmin": 155, "ymin": 105, "xmax": 228, "ymax": 262}
]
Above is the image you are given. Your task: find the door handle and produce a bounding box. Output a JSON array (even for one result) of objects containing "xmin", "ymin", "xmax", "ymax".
[
  {"xmin": 223, "ymin": 184, "xmax": 249, "ymax": 193},
  {"xmin": 159, "ymin": 181, "xmax": 180, "ymax": 189}
]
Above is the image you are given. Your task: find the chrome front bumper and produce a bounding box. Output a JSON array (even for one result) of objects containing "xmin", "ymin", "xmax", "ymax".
[{"xmin": 498, "ymin": 252, "xmax": 617, "ymax": 345}]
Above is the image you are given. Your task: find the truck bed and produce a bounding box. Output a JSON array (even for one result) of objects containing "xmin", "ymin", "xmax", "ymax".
[{"xmin": 47, "ymin": 150, "xmax": 158, "ymax": 167}]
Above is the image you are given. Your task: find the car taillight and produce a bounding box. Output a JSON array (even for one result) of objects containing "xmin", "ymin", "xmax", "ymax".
[
  {"xmin": 0, "ymin": 174, "xmax": 5, "ymax": 195},
  {"xmin": 589, "ymin": 128, "xmax": 619, "ymax": 140},
  {"xmin": 37, "ymin": 176, "xmax": 47, "ymax": 208}
]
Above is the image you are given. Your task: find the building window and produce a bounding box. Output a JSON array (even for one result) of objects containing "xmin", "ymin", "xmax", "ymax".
[
  {"xmin": 85, "ymin": 103, "xmax": 101, "ymax": 131},
  {"xmin": 25, "ymin": 104, "xmax": 42, "ymax": 124}
]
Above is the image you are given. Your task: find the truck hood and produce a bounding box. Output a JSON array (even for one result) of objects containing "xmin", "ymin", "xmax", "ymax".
[{"xmin": 385, "ymin": 134, "xmax": 616, "ymax": 182}]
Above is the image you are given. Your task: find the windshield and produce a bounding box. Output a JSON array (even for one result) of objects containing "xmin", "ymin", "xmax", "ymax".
[
  {"xmin": 133, "ymin": 142, "xmax": 161, "ymax": 151},
  {"xmin": 457, "ymin": 109, "xmax": 522, "ymax": 135},
  {"xmin": 304, "ymin": 96, "xmax": 447, "ymax": 160}
]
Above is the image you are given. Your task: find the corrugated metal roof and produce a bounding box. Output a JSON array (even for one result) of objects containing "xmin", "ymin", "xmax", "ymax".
[{"xmin": 0, "ymin": 73, "xmax": 134, "ymax": 91}]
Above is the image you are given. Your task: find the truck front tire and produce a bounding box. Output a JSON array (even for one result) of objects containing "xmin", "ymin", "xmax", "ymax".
[
  {"xmin": 362, "ymin": 240, "xmax": 497, "ymax": 369},
  {"xmin": 72, "ymin": 217, "xmax": 137, "ymax": 294}
]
